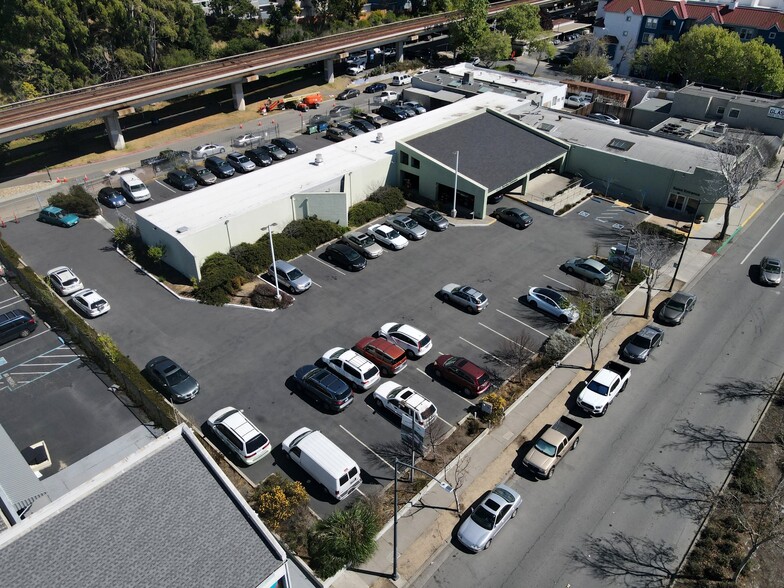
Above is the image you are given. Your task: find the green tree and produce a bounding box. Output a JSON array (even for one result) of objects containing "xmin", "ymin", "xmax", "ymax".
[
  {"xmin": 449, "ymin": 0, "xmax": 491, "ymax": 61},
  {"xmin": 497, "ymin": 4, "xmax": 541, "ymax": 43},
  {"xmin": 674, "ymin": 25, "xmax": 743, "ymax": 87},
  {"xmin": 529, "ymin": 38, "xmax": 556, "ymax": 76},
  {"xmin": 207, "ymin": 0, "xmax": 258, "ymax": 41},
  {"xmin": 736, "ymin": 37, "xmax": 784, "ymax": 93},
  {"xmin": 566, "ymin": 53, "xmax": 611, "ymax": 82},
  {"xmin": 476, "ymin": 30, "xmax": 512, "ymax": 67},
  {"xmin": 308, "ymin": 499, "xmax": 381, "ymax": 578},
  {"xmin": 631, "ymin": 38, "xmax": 677, "ymax": 81}
]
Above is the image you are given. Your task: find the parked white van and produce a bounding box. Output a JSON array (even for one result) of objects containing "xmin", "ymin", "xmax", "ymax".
[
  {"xmin": 282, "ymin": 427, "xmax": 362, "ymax": 500},
  {"xmin": 391, "ymin": 74, "xmax": 412, "ymax": 86},
  {"xmin": 119, "ymin": 173, "xmax": 151, "ymax": 203}
]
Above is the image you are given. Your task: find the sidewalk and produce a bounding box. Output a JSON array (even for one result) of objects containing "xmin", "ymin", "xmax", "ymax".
[{"xmin": 327, "ymin": 178, "xmax": 778, "ymax": 588}]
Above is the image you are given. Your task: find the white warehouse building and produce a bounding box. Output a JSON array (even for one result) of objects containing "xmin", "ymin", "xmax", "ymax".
[{"xmin": 135, "ymin": 92, "xmax": 530, "ymax": 280}]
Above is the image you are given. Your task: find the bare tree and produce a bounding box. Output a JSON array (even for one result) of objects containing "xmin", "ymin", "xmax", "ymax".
[
  {"xmin": 569, "ymin": 532, "xmax": 677, "ymax": 586},
  {"xmin": 626, "ymin": 224, "xmax": 680, "ymax": 318},
  {"xmin": 442, "ymin": 453, "xmax": 471, "ymax": 514},
  {"xmin": 722, "ymin": 479, "xmax": 784, "ymax": 581},
  {"xmin": 423, "ymin": 419, "xmax": 452, "ymax": 466},
  {"xmin": 704, "ymin": 131, "xmax": 778, "ymax": 240},
  {"xmin": 574, "ymin": 284, "xmax": 621, "ymax": 370},
  {"xmin": 492, "ymin": 330, "xmax": 536, "ymax": 383},
  {"xmin": 626, "ymin": 464, "xmax": 719, "ymax": 522}
]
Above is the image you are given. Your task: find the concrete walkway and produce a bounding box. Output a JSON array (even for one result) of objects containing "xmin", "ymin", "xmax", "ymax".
[{"xmin": 326, "ymin": 175, "xmax": 780, "ymax": 588}]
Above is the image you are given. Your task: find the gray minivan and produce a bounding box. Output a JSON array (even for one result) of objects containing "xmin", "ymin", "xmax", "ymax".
[
  {"xmin": 0, "ymin": 309, "xmax": 37, "ymax": 345},
  {"xmin": 269, "ymin": 261, "xmax": 312, "ymax": 294}
]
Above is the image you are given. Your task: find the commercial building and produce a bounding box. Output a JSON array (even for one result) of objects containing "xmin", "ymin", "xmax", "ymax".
[{"xmin": 0, "ymin": 426, "xmax": 291, "ymax": 588}]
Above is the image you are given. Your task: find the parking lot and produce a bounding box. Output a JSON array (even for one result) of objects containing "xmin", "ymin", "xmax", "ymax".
[
  {"xmin": 0, "ymin": 276, "xmax": 147, "ymax": 477},
  {"xmin": 2, "ymin": 177, "xmax": 646, "ymax": 514}
]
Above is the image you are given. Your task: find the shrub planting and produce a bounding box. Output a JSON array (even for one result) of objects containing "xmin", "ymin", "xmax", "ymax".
[{"xmin": 49, "ymin": 185, "xmax": 100, "ymax": 217}]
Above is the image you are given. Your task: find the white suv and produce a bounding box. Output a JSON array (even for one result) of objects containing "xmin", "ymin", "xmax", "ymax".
[
  {"xmin": 322, "ymin": 347, "xmax": 381, "ymax": 391},
  {"xmin": 378, "ymin": 323, "xmax": 432, "ymax": 359},
  {"xmin": 373, "ymin": 382, "xmax": 438, "ymax": 427},
  {"xmin": 207, "ymin": 407, "xmax": 271, "ymax": 465}
]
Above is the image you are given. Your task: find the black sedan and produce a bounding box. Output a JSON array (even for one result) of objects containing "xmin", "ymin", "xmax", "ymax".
[
  {"xmin": 245, "ymin": 148, "xmax": 273, "ymax": 167},
  {"xmin": 351, "ymin": 118, "xmax": 376, "ymax": 133},
  {"xmin": 97, "ymin": 187, "xmax": 126, "ymax": 208},
  {"xmin": 145, "ymin": 356, "xmax": 200, "ymax": 403},
  {"xmin": 324, "ymin": 243, "xmax": 367, "ymax": 271},
  {"xmin": 492, "ymin": 206, "xmax": 534, "ymax": 229},
  {"xmin": 293, "ymin": 365, "xmax": 354, "ymax": 412},
  {"xmin": 166, "ymin": 170, "xmax": 197, "ymax": 191},
  {"xmin": 364, "ymin": 82, "xmax": 387, "ymax": 93},
  {"xmin": 410, "ymin": 207, "xmax": 449, "ymax": 231},
  {"xmin": 271, "ymin": 137, "xmax": 299, "ymax": 154},
  {"xmin": 337, "ymin": 88, "xmax": 360, "ymax": 100}
]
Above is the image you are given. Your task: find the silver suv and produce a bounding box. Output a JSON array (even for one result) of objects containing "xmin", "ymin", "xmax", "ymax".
[
  {"xmin": 269, "ymin": 261, "xmax": 311, "ymax": 294},
  {"xmin": 226, "ymin": 152, "xmax": 256, "ymax": 173}
]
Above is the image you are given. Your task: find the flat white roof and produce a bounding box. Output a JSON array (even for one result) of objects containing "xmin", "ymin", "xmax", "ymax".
[
  {"xmin": 441, "ymin": 63, "xmax": 565, "ymax": 94},
  {"xmin": 137, "ymin": 92, "xmax": 525, "ymax": 239},
  {"xmin": 510, "ymin": 108, "xmax": 720, "ymax": 172}
]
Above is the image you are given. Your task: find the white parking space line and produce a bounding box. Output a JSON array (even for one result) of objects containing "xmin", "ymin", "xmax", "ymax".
[
  {"xmin": 478, "ymin": 323, "xmax": 535, "ymax": 353},
  {"xmin": 415, "ymin": 367, "xmax": 431, "ymax": 379},
  {"xmin": 437, "ymin": 416, "xmax": 456, "ymax": 431},
  {"xmin": 0, "ymin": 328, "xmax": 53, "ymax": 352},
  {"xmin": 94, "ymin": 216, "xmax": 115, "ymax": 230},
  {"xmin": 496, "ymin": 309, "xmax": 547, "ymax": 337},
  {"xmin": 0, "ymin": 298, "xmax": 23, "ymax": 312},
  {"xmin": 740, "ymin": 210, "xmax": 784, "ymax": 265},
  {"xmin": 339, "ymin": 424, "xmax": 394, "ymax": 470},
  {"xmin": 0, "ymin": 295, "xmax": 22, "ymax": 306},
  {"xmin": 306, "ymin": 253, "xmax": 346, "ymax": 275},
  {"xmin": 3, "ymin": 357, "xmax": 81, "ymax": 388},
  {"xmin": 458, "ymin": 336, "xmax": 510, "ymax": 367},
  {"xmin": 542, "ymin": 274, "xmax": 578, "ymax": 291},
  {"xmin": 154, "ymin": 179, "xmax": 178, "ymax": 193}
]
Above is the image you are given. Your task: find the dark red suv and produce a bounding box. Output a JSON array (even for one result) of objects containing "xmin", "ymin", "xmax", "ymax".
[
  {"xmin": 354, "ymin": 336, "xmax": 408, "ymax": 376},
  {"xmin": 433, "ymin": 355, "xmax": 491, "ymax": 396}
]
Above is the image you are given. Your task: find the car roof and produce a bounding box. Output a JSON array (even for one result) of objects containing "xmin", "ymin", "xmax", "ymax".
[
  {"xmin": 534, "ymin": 287, "xmax": 564, "ymax": 300},
  {"xmin": 273, "ymin": 260, "xmax": 298, "ymax": 271},
  {"xmin": 48, "ymin": 266, "xmax": 73, "ymax": 277},
  {"xmin": 637, "ymin": 325, "xmax": 663, "ymax": 339},
  {"xmin": 454, "ymin": 357, "xmax": 485, "ymax": 377},
  {"xmin": 75, "ymin": 289, "xmax": 103, "ymax": 302},
  {"xmin": 670, "ymin": 292, "xmax": 694, "ymax": 302},
  {"xmin": 329, "ymin": 242, "xmax": 353, "ymax": 253},
  {"xmin": 582, "ymin": 258, "xmax": 608, "ymax": 270},
  {"xmin": 217, "ymin": 408, "xmax": 262, "ymax": 442}
]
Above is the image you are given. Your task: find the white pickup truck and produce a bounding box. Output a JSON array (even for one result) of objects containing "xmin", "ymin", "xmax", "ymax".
[{"xmin": 576, "ymin": 361, "xmax": 630, "ymax": 416}]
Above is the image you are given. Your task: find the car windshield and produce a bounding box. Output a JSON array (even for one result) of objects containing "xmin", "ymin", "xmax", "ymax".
[
  {"xmin": 555, "ymin": 296, "xmax": 571, "ymax": 310},
  {"xmin": 287, "ymin": 268, "xmax": 303, "ymax": 280},
  {"xmin": 387, "ymin": 229, "xmax": 401, "ymax": 239},
  {"xmin": 470, "ymin": 505, "xmax": 497, "ymax": 530},
  {"xmin": 763, "ymin": 261, "xmax": 781, "ymax": 273},
  {"xmin": 667, "ymin": 300, "xmax": 686, "ymax": 312},
  {"xmin": 494, "ymin": 488, "xmax": 515, "ymax": 503},
  {"xmin": 587, "ymin": 381, "xmax": 610, "ymax": 396},
  {"xmin": 630, "ymin": 335, "xmax": 653, "ymax": 349},
  {"xmin": 421, "ymin": 404, "xmax": 436, "ymax": 419},
  {"xmin": 477, "ymin": 373, "xmax": 490, "ymax": 386},
  {"xmin": 165, "ymin": 367, "xmax": 190, "ymax": 386},
  {"xmin": 197, "ymin": 169, "xmax": 210, "ymax": 176},
  {"xmin": 535, "ymin": 438, "xmax": 557, "ymax": 457}
]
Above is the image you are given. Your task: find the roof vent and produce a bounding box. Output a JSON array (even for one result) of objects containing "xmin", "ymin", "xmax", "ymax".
[
  {"xmin": 314, "ymin": 153, "xmax": 324, "ymax": 165},
  {"xmin": 375, "ymin": 133, "xmax": 384, "ymax": 143},
  {"xmin": 176, "ymin": 226, "xmax": 189, "ymax": 233}
]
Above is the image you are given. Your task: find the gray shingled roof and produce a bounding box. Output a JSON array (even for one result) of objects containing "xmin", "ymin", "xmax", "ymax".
[
  {"xmin": 0, "ymin": 434, "xmax": 283, "ymax": 588},
  {"xmin": 406, "ymin": 112, "xmax": 567, "ymax": 192},
  {"xmin": 0, "ymin": 424, "xmax": 47, "ymax": 514}
]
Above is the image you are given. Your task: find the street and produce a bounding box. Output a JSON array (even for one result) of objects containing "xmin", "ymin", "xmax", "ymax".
[{"xmin": 410, "ymin": 195, "xmax": 783, "ymax": 586}]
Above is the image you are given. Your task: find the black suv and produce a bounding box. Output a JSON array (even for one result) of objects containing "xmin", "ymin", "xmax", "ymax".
[
  {"xmin": 245, "ymin": 148, "xmax": 273, "ymax": 167},
  {"xmin": 377, "ymin": 104, "xmax": 408, "ymax": 121},
  {"xmin": 203, "ymin": 156, "xmax": 235, "ymax": 178},
  {"xmin": 0, "ymin": 309, "xmax": 37, "ymax": 345}
]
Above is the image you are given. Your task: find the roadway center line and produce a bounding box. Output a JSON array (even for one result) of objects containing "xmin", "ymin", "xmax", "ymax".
[
  {"xmin": 478, "ymin": 323, "xmax": 535, "ymax": 353},
  {"xmin": 542, "ymin": 274, "xmax": 578, "ymax": 291},
  {"xmin": 496, "ymin": 309, "xmax": 547, "ymax": 337},
  {"xmin": 306, "ymin": 253, "xmax": 346, "ymax": 275},
  {"xmin": 458, "ymin": 336, "xmax": 510, "ymax": 367},
  {"xmin": 339, "ymin": 424, "xmax": 394, "ymax": 470},
  {"xmin": 154, "ymin": 179, "xmax": 178, "ymax": 193},
  {"xmin": 740, "ymin": 209, "xmax": 784, "ymax": 265}
]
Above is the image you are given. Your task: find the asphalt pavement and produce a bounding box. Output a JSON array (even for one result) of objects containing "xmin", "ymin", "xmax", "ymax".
[{"xmin": 329, "ymin": 174, "xmax": 781, "ymax": 587}]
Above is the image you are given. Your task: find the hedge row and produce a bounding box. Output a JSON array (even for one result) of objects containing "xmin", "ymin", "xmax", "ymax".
[
  {"xmin": 49, "ymin": 185, "xmax": 100, "ymax": 217},
  {"xmin": 347, "ymin": 186, "xmax": 406, "ymax": 227},
  {"xmin": 196, "ymin": 218, "xmax": 348, "ymax": 305}
]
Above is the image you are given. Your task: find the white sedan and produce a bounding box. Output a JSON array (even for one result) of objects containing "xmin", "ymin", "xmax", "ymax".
[
  {"xmin": 47, "ymin": 266, "xmax": 84, "ymax": 296},
  {"xmin": 368, "ymin": 224, "xmax": 408, "ymax": 250},
  {"xmin": 526, "ymin": 287, "xmax": 579, "ymax": 323},
  {"xmin": 71, "ymin": 288, "xmax": 110, "ymax": 318}
]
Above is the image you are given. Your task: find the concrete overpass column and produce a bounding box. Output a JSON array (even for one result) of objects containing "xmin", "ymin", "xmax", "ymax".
[
  {"xmin": 396, "ymin": 41, "xmax": 405, "ymax": 62},
  {"xmin": 323, "ymin": 58, "xmax": 334, "ymax": 83},
  {"xmin": 103, "ymin": 112, "xmax": 125, "ymax": 150},
  {"xmin": 231, "ymin": 82, "xmax": 246, "ymax": 111}
]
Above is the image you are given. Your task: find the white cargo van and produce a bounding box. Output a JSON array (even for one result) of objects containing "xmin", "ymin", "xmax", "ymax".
[
  {"xmin": 119, "ymin": 173, "xmax": 151, "ymax": 203},
  {"xmin": 282, "ymin": 427, "xmax": 362, "ymax": 500},
  {"xmin": 391, "ymin": 74, "xmax": 412, "ymax": 86}
]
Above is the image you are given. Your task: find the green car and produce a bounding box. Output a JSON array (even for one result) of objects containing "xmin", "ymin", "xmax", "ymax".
[{"xmin": 38, "ymin": 206, "xmax": 79, "ymax": 228}]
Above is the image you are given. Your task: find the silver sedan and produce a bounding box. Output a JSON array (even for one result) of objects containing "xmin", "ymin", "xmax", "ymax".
[{"xmin": 457, "ymin": 484, "xmax": 522, "ymax": 552}]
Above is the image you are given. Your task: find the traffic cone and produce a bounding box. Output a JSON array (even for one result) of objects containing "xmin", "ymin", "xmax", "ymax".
[
  {"xmin": 240, "ymin": 123, "xmax": 243, "ymax": 129},
  {"xmin": 84, "ymin": 175, "xmax": 88, "ymax": 182}
]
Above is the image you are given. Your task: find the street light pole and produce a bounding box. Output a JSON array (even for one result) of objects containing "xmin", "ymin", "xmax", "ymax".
[
  {"xmin": 451, "ymin": 150, "xmax": 459, "ymax": 218},
  {"xmin": 390, "ymin": 457, "xmax": 453, "ymax": 581},
  {"xmin": 669, "ymin": 202, "xmax": 700, "ymax": 292},
  {"xmin": 265, "ymin": 223, "xmax": 281, "ymax": 301}
]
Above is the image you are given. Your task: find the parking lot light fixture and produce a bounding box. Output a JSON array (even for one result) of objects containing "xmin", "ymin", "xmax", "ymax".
[
  {"xmin": 451, "ymin": 150, "xmax": 459, "ymax": 219},
  {"xmin": 265, "ymin": 223, "xmax": 281, "ymax": 301}
]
